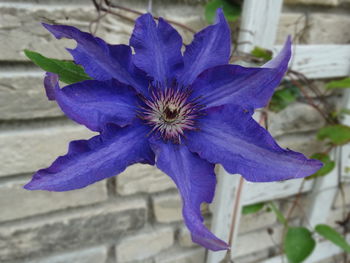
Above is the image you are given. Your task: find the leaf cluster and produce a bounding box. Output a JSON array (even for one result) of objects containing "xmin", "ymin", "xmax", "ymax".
[{"xmin": 242, "ymin": 202, "xmax": 350, "ymax": 262}]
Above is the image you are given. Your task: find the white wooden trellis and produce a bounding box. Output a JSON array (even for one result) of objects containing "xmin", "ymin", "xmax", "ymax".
[{"xmin": 207, "ymin": 1, "xmax": 350, "ymax": 262}]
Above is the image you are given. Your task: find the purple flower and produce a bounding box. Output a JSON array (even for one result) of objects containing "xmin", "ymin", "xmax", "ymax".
[{"xmin": 25, "ymin": 9, "xmax": 322, "ymax": 251}]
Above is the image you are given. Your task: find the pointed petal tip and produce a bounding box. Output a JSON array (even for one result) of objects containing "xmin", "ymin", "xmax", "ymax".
[
  {"xmin": 23, "ymin": 182, "xmax": 32, "ymax": 190},
  {"xmin": 284, "ymin": 35, "xmax": 292, "ymax": 53},
  {"xmin": 215, "ymin": 8, "xmax": 226, "ymax": 23},
  {"xmin": 44, "ymin": 72, "xmax": 59, "ymax": 101},
  {"xmin": 192, "ymin": 234, "xmax": 229, "ymax": 251},
  {"xmin": 41, "ymin": 23, "xmax": 56, "ymax": 34},
  {"xmin": 263, "ymin": 35, "xmax": 292, "ymax": 70},
  {"xmin": 23, "ymin": 173, "xmax": 49, "ymax": 191},
  {"xmin": 309, "ymin": 158, "xmax": 324, "ymax": 171},
  {"xmin": 23, "ymin": 179, "xmax": 39, "ymax": 191},
  {"xmin": 41, "ymin": 23, "xmax": 63, "ymax": 39}
]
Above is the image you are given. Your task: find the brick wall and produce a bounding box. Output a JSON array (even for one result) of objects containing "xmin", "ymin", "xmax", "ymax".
[{"xmin": 0, "ymin": 0, "xmax": 349, "ymax": 262}]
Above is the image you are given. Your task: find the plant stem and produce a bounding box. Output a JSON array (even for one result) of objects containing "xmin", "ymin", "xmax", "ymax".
[{"xmin": 223, "ymin": 176, "xmax": 244, "ymax": 262}]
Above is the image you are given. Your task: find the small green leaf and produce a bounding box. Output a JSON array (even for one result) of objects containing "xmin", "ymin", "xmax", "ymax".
[
  {"xmin": 326, "ymin": 78, "xmax": 350, "ymax": 89},
  {"xmin": 242, "ymin": 202, "xmax": 265, "ymax": 215},
  {"xmin": 205, "ymin": 0, "xmax": 241, "ymax": 24},
  {"xmin": 268, "ymin": 202, "xmax": 287, "ymax": 225},
  {"xmin": 269, "ymin": 83, "xmax": 300, "ymax": 112},
  {"xmin": 251, "ymin": 46, "xmax": 273, "ymax": 61},
  {"xmin": 284, "ymin": 227, "xmax": 316, "ymax": 263},
  {"xmin": 24, "ymin": 49, "xmax": 91, "ymax": 84},
  {"xmin": 317, "ymin": 124, "xmax": 350, "ymax": 145},
  {"xmin": 315, "ymin": 224, "xmax": 350, "ymax": 253},
  {"xmin": 331, "ymin": 108, "xmax": 350, "ymax": 119},
  {"xmin": 339, "ymin": 108, "xmax": 350, "ymax": 116},
  {"xmin": 306, "ymin": 153, "xmax": 335, "ymax": 180}
]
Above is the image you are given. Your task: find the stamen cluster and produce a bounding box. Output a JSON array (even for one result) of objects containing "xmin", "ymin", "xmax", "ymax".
[{"xmin": 139, "ymin": 86, "xmax": 203, "ymax": 143}]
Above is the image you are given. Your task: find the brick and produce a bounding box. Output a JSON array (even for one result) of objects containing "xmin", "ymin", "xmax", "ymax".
[
  {"xmin": 301, "ymin": 80, "xmax": 333, "ymax": 98},
  {"xmin": 0, "ymin": 199, "xmax": 147, "ymax": 262},
  {"xmin": 276, "ymin": 132, "xmax": 325, "ymax": 156},
  {"xmin": 284, "ymin": 0, "xmax": 339, "ymax": 6},
  {"xmin": 308, "ymin": 13, "xmax": 350, "ymax": 44},
  {"xmin": 0, "ymin": 5, "xmax": 103, "ymax": 61},
  {"xmin": 0, "ymin": 123, "xmax": 95, "ymax": 177},
  {"xmin": 178, "ymin": 226, "xmax": 197, "ymax": 248},
  {"xmin": 238, "ymin": 209, "xmax": 276, "ymax": 234},
  {"xmin": 155, "ymin": 248, "xmax": 205, "ymax": 263},
  {"xmin": 234, "ymin": 225, "xmax": 283, "ymax": 258},
  {"xmin": 277, "ymin": 13, "xmax": 308, "ymax": 44},
  {"xmin": 0, "ymin": 178, "xmax": 107, "ymax": 222},
  {"xmin": 27, "ymin": 246, "xmax": 108, "ymax": 263},
  {"xmin": 0, "ymin": 2, "xmax": 205, "ymax": 62},
  {"xmin": 268, "ymin": 103, "xmax": 325, "ymax": 137},
  {"xmin": 152, "ymin": 193, "xmax": 182, "ymax": 223},
  {"xmin": 103, "ymin": 4, "xmax": 206, "ymax": 45},
  {"xmin": 115, "ymin": 227, "xmax": 174, "ymax": 262},
  {"xmin": 234, "ymin": 250, "xmax": 270, "ymax": 263},
  {"xmin": 117, "ymin": 164, "xmax": 175, "ymax": 195},
  {"xmin": 0, "ymin": 74, "xmax": 62, "ymax": 120},
  {"xmin": 0, "ymin": 8, "xmax": 72, "ymax": 61},
  {"xmin": 178, "ymin": 220, "xmax": 211, "ymax": 248}
]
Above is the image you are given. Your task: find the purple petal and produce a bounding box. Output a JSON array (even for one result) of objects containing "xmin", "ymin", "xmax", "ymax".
[
  {"xmin": 263, "ymin": 36, "xmax": 292, "ymax": 70},
  {"xmin": 24, "ymin": 123, "xmax": 154, "ymax": 191},
  {"xmin": 177, "ymin": 8, "xmax": 231, "ymax": 86},
  {"xmin": 150, "ymin": 139, "xmax": 229, "ymax": 251},
  {"xmin": 186, "ymin": 104, "xmax": 322, "ymax": 182},
  {"xmin": 44, "ymin": 73, "xmax": 139, "ymax": 132},
  {"xmin": 130, "ymin": 14, "xmax": 183, "ymax": 84},
  {"xmin": 42, "ymin": 23, "xmax": 148, "ymax": 95},
  {"xmin": 190, "ymin": 37, "xmax": 292, "ymax": 111},
  {"xmin": 43, "ymin": 72, "xmax": 58, "ymax": 100},
  {"xmin": 190, "ymin": 65, "xmax": 276, "ymax": 111}
]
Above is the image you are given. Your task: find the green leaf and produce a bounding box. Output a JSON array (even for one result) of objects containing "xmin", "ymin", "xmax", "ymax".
[
  {"xmin": 339, "ymin": 108, "xmax": 350, "ymax": 116},
  {"xmin": 306, "ymin": 153, "xmax": 335, "ymax": 180},
  {"xmin": 251, "ymin": 46, "xmax": 273, "ymax": 61},
  {"xmin": 317, "ymin": 124, "xmax": 350, "ymax": 145},
  {"xmin": 269, "ymin": 83, "xmax": 300, "ymax": 112},
  {"xmin": 284, "ymin": 227, "xmax": 316, "ymax": 263},
  {"xmin": 326, "ymin": 77, "xmax": 350, "ymax": 89},
  {"xmin": 268, "ymin": 202, "xmax": 287, "ymax": 225},
  {"xmin": 24, "ymin": 49, "xmax": 91, "ymax": 84},
  {"xmin": 315, "ymin": 224, "xmax": 350, "ymax": 253},
  {"xmin": 331, "ymin": 108, "xmax": 350, "ymax": 119},
  {"xmin": 205, "ymin": 0, "xmax": 241, "ymax": 24},
  {"xmin": 242, "ymin": 202, "xmax": 265, "ymax": 215}
]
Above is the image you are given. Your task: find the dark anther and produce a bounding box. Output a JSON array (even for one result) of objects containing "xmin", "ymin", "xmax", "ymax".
[{"xmin": 164, "ymin": 107, "xmax": 178, "ymax": 120}]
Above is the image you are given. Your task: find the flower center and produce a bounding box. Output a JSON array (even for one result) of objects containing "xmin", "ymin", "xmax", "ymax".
[
  {"xmin": 139, "ymin": 86, "xmax": 203, "ymax": 143},
  {"xmin": 163, "ymin": 105, "xmax": 179, "ymax": 121}
]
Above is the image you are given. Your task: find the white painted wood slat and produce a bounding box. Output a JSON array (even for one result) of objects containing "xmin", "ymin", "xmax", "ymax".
[
  {"xmin": 305, "ymin": 149, "xmax": 340, "ymax": 227},
  {"xmin": 239, "ymin": 0, "xmax": 283, "ymax": 52},
  {"xmin": 243, "ymin": 179, "xmax": 314, "ymax": 206},
  {"xmin": 273, "ymin": 45, "xmax": 350, "ymax": 79},
  {"xmin": 207, "ymin": 1, "xmax": 283, "ymax": 262},
  {"xmin": 206, "ymin": 169, "xmax": 245, "ymax": 263}
]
